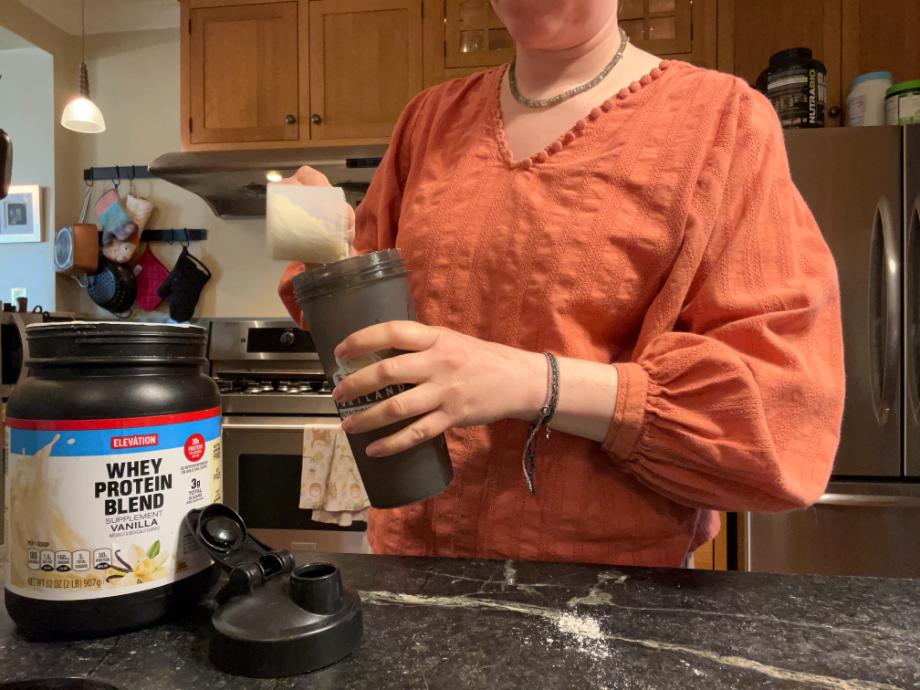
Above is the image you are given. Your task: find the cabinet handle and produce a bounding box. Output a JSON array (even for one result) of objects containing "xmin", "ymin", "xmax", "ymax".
[
  {"xmin": 310, "ymin": 114, "xmax": 322, "ymax": 125},
  {"xmin": 828, "ymin": 105, "xmax": 841, "ymax": 120},
  {"xmin": 285, "ymin": 114, "xmax": 296, "ymax": 125}
]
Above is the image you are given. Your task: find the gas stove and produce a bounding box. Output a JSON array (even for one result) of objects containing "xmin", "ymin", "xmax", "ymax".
[
  {"xmin": 216, "ymin": 377, "xmax": 333, "ymax": 395},
  {"xmin": 207, "ymin": 319, "xmax": 338, "ymax": 416},
  {"xmin": 207, "ymin": 319, "xmax": 369, "ymax": 556},
  {"xmin": 213, "ymin": 376, "xmax": 336, "ymax": 415}
]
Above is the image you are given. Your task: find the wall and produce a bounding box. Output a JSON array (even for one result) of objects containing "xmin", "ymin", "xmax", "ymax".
[
  {"xmin": 0, "ymin": 1, "xmax": 83, "ymax": 308},
  {"xmin": 25, "ymin": 0, "xmax": 179, "ymax": 37},
  {"xmin": 56, "ymin": 29, "xmax": 291, "ymax": 319},
  {"xmin": 0, "ymin": 27, "xmax": 31, "ymax": 48},
  {"xmin": 0, "ymin": 0, "xmax": 82, "ymax": 229},
  {"xmin": 0, "ymin": 41, "xmax": 55, "ymax": 309}
]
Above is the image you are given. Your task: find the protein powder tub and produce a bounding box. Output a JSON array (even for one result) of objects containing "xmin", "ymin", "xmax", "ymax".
[
  {"xmin": 766, "ymin": 47, "xmax": 827, "ymax": 128},
  {"xmin": 3, "ymin": 321, "xmax": 221, "ymax": 639},
  {"xmin": 846, "ymin": 71, "xmax": 892, "ymax": 126},
  {"xmin": 885, "ymin": 80, "xmax": 920, "ymax": 125}
]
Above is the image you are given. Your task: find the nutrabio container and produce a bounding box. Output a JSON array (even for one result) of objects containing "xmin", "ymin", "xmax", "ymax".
[
  {"xmin": 766, "ymin": 47, "xmax": 827, "ymax": 128},
  {"xmin": 4, "ymin": 322, "xmax": 221, "ymax": 639}
]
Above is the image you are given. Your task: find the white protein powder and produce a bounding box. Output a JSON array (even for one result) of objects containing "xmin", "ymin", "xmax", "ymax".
[{"xmin": 266, "ymin": 185, "xmax": 348, "ymax": 264}]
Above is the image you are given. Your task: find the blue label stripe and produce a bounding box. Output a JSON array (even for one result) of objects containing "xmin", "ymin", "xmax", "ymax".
[{"xmin": 9, "ymin": 416, "xmax": 221, "ymax": 457}]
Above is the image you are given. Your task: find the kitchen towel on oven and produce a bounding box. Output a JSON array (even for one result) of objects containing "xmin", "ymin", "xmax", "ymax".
[{"xmin": 299, "ymin": 425, "xmax": 370, "ymax": 526}]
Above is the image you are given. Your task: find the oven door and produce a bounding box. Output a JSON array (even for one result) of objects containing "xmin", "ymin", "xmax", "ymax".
[{"xmin": 222, "ymin": 415, "xmax": 371, "ymax": 554}]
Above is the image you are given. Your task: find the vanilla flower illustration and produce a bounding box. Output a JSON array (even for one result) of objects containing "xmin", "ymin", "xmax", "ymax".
[{"xmin": 106, "ymin": 541, "xmax": 169, "ymax": 587}]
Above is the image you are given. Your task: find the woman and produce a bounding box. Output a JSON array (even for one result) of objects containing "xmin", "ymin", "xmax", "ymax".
[{"xmin": 279, "ymin": 0, "xmax": 844, "ymax": 567}]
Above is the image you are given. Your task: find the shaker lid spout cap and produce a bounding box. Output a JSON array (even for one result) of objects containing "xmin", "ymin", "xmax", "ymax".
[{"xmin": 186, "ymin": 504, "xmax": 363, "ymax": 678}]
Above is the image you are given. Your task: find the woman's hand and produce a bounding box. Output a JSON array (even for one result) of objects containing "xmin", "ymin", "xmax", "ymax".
[
  {"xmin": 280, "ymin": 165, "xmax": 333, "ymax": 187},
  {"xmin": 333, "ymin": 322, "xmax": 547, "ymax": 457},
  {"xmin": 280, "ymin": 165, "xmax": 357, "ymax": 248}
]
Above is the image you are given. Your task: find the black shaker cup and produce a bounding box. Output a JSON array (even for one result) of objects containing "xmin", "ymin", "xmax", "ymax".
[{"xmin": 293, "ymin": 249, "xmax": 453, "ymax": 508}]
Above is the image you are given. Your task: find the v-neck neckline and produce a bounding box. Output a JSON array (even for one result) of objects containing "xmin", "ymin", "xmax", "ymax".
[{"xmin": 489, "ymin": 60, "xmax": 679, "ymax": 170}]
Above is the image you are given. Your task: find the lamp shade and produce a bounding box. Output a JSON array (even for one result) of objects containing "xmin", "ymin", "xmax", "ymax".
[{"xmin": 61, "ymin": 95, "xmax": 106, "ymax": 133}]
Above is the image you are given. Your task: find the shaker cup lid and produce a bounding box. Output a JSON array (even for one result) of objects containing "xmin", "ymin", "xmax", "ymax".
[
  {"xmin": 186, "ymin": 504, "xmax": 363, "ymax": 677},
  {"xmin": 293, "ymin": 248, "xmax": 406, "ymax": 302}
]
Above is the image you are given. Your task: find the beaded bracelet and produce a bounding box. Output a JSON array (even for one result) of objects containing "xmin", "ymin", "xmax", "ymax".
[{"xmin": 522, "ymin": 352, "xmax": 560, "ymax": 495}]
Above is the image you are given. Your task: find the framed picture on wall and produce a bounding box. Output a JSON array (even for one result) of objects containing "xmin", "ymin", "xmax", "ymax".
[{"xmin": 0, "ymin": 185, "xmax": 41, "ymax": 243}]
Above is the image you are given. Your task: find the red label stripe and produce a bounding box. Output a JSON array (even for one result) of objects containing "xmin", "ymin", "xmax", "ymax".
[{"xmin": 5, "ymin": 407, "xmax": 221, "ymax": 431}]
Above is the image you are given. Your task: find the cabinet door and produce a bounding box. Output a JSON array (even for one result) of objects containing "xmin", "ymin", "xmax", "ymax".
[
  {"xmin": 423, "ymin": 0, "xmax": 514, "ymax": 86},
  {"xmin": 620, "ymin": 0, "xmax": 716, "ymax": 68},
  {"xmin": 444, "ymin": 0, "xmax": 514, "ymax": 70},
  {"xmin": 309, "ymin": 0, "xmax": 423, "ymax": 141},
  {"xmin": 717, "ymin": 0, "xmax": 843, "ymax": 125},
  {"xmin": 187, "ymin": 2, "xmax": 301, "ymax": 145},
  {"xmin": 619, "ymin": 0, "xmax": 692, "ymax": 55},
  {"xmin": 842, "ymin": 0, "xmax": 920, "ymax": 89}
]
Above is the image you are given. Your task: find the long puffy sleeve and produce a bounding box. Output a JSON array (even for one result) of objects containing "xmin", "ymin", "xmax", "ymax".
[
  {"xmin": 604, "ymin": 87, "xmax": 845, "ymax": 512},
  {"xmin": 278, "ymin": 260, "xmax": 308, "ymax": 328}
]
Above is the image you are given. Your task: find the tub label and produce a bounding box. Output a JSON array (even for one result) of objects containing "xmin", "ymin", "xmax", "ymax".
[
  {"xmin": 767, "ymin": 67, "xmax": 827, "ymax": 128},
  {"xmin": 3, "ymin": 408, "xmax": 222, "ymax": 601}
]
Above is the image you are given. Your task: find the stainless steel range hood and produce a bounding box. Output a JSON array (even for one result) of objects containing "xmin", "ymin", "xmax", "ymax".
[{"xmin": 149, "ymin": 146, "xmax": 387, "ymax": 218}]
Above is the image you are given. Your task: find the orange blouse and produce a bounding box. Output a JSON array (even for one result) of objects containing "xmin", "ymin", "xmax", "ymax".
[{"xmin": 280, "ymin": 60, "xmax": 845, "ymax": 567}]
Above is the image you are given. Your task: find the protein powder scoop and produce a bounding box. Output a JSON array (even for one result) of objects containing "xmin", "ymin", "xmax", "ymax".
[{"xmin": 266, "ymin": 183, "xmax": 351, "ymax": 264}]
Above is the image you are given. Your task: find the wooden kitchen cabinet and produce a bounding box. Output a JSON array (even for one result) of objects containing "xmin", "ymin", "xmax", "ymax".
[
  {"xmin": 717, "ymin": 0, "xmax": 920, "ymax": 128},
  {"xmin": 444, "ymin": 0, "xmax": 513, "ymax": 70},
  {"xmin": 841, "ymin": 0, "xmax": 920, "ymax": 89},
  {"xmin": 179, "ymin": 0, "xmax": 919, "ymax": 149},
  {"xmin": 180, "ymin": 0, "xmax": 418, "ymax": 150},
  {"xmin": 423, "ymin": 0, "xmax": 513, "ymax": 86},
  {"xmin": 619, "ymin": 0, "xmax": 717, "ymax": 68},
  {"xmin": 183, "ymin": 1, "xmax": 304, "ymax": 146},
  {"xmin": 717, "ymin": 0, "xmax": 844, "ymax": 125},
  {"xmin": 620, "ymin": 0, "xmax": 692, "ymax": 56},
  {"xmin": 309, "ymin": 0, "xmax": 423, "ymax": 140},
  {"xmin": 424, "ymin": 0, "xmax": 717, "ymax": 87}
]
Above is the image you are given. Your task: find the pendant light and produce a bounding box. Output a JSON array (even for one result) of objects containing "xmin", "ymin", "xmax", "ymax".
[{"xmin": 60, "ymin": 0, "xmax": 105, "ymax": 133}]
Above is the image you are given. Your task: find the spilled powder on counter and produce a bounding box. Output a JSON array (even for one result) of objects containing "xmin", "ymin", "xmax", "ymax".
[{"xmin": 555, "ymin": 612, "xmax": 611, "ymax": 660}]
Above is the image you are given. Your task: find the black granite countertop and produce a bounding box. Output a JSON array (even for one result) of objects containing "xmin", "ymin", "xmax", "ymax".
[{"xmin": 2, "ymin": 551, "xmax": 919, "ymax": 689}]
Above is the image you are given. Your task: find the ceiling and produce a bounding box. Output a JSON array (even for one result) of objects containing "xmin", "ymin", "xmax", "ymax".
[{"xmin": 21, "ymin": 0, "xmax": 180, "ymax": 35}]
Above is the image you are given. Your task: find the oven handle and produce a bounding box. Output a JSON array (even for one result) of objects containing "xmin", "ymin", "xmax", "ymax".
[
  {"xmin": 817, "ymin": 493, "xmax": 920, "ymax": 508},
  {"xmin": 222, "ymin": 420, "xmax": 340, "ymax": 431}
]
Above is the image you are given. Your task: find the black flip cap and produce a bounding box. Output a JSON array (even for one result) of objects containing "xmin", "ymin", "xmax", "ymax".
[{"xmin": 186, "ymin": 504, "xmax": 363, "ymax": 678}]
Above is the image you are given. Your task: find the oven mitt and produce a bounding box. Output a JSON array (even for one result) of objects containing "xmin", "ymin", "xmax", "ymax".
[
  {"xmin": 157, "ymin": 247, "xmax": 211, "ymax": 322},
  {"xmin": 133, "ymin": 246, "xmax": 170, "ymax": 311},
  {"xmin": 126, "ymin": 194, "xmax": 154, "ymax": 233},
  {"xmin": 95, "ymin": 188, "xmax": 138, "ymax": 243}
]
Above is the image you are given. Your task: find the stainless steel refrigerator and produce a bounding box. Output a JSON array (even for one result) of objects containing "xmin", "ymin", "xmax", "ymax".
[{"xmin": 745, "ymin": 125, "xmax": 920, "ymax": 577}]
